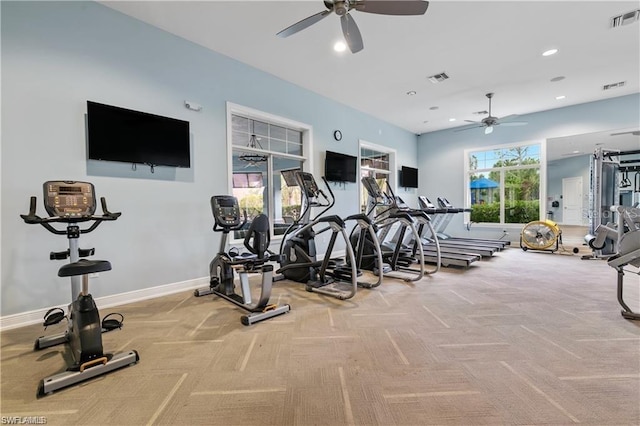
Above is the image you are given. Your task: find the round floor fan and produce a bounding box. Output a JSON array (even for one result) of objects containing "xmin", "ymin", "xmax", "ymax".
[{"xmin": 520, "ymin": 220, "xmax": 565, "ymax": 253}]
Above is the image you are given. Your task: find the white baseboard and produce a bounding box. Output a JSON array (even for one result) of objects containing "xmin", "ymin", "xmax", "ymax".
[
  {"xmin": 0, "ymin": 276, "xmax": 208, "ymax": 331},
  {"xmin": 1, "ymin": 250, "xmax": 347, "ymax": 331}
]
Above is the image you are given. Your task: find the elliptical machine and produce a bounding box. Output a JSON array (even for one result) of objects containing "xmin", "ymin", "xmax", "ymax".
[
  {"xmin": 20, "ymin": 180, "xmax": 139, "ymax": 397},
  {"xmin": 361, "ymin": 176, "xmax": 433, "ymax": 281},
  {"xmin": 277, "ymin": 170, "xmax": 359, "ymax": 300},
  {"xmin": 194, "ymin": 195, "xmax": 290, "ymax": 325}
]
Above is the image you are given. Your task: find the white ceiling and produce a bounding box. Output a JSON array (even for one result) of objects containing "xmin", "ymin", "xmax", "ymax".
[{"xmin": 101, "ymin": 0, "xmax": 640, "ymax": 151}]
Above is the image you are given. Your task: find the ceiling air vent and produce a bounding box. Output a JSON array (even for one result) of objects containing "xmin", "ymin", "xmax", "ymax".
[
  {"xmin": 603, "ymin": 81, "xmax": 626, "ymax": 90},
  {"xmin": 611, "ymin": 9, "xmax": 640, "ymax": 28},
  {"xmin": 428, "ymin": 72, "xmax": 449, "ymax": 83}
]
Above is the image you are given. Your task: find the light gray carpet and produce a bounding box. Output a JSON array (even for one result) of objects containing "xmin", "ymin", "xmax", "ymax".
[{"xmin": 1, "ymin": 240, "xmax": 639, "ymax": 425}]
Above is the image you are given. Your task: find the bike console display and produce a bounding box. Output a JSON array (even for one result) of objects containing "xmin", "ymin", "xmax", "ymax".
[
  {"xmin": 211, "ymin": 195, "xmax": 242, "ymax": 228},
  {"xmin": 43, "ymin": 181, "xmax": 96, "ymax": 218}
]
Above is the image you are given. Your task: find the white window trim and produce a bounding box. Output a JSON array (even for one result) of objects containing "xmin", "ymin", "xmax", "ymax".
[
  {"xmin": 463, "ymin": 139, "xmax": 547, "ymax": 226},
  {"xmin": 226, "ymin": 102, "xmax": 313, "ymax": 242},
  {"xmin": 358, "ymin": 139, "xmax": 397, "ymax": 209}
]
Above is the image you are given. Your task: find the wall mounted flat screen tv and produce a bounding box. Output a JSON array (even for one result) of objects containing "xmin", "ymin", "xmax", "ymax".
[
  {"xmin": 325, "ymin": 151, "xmax": 357, "ymax": 183},
  {"xmin": 401, "ymin": 166, "xmax": 419, "ymax": 188},
  {"xmin": 87, "ymin": 101, "xmax": 191, "ymax": 168}
]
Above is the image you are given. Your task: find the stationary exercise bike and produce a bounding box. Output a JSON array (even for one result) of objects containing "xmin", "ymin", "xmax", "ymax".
[
  {"xmin": 20, "ymin": 180, "xmax": 139, "ymax": 397},
  {"xmin": 194, "ymin": 195, "xmax": 290, "ymax": 325}
]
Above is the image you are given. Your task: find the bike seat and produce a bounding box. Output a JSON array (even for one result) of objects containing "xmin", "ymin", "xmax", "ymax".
[{"xmin": 58, "ymin": 259, "xmax": 112, "ymax": 277}]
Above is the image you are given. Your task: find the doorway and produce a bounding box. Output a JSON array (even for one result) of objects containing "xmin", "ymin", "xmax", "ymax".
[{"xmin": 562, "ymin": 176, "xmax": 583, "ymax": 225}]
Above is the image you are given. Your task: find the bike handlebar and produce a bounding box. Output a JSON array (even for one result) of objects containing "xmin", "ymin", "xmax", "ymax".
[{"xmin": 20, "ymin": 196, "xmax": 121, "ymax": 235}]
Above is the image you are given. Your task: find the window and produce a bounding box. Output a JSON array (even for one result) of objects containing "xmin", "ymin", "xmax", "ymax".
[
  {"xmin": 227, "ymin": 103, "xmax": 311, "ymax": 241},
  {"xmin": 465, "ymin": 142, "xmax": 545, "ymax": 224},
  {"xmin": 360, "ymin": 141, "xmax": 396, "ymax": 214}
]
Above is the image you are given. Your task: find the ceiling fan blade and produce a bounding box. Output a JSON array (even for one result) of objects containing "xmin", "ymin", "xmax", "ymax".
[
  {"xmin": 341, "ymin": 13, "xmax": 364, "ymax": 53},
  {"xmin": 277, "ymin": 10, "xmax": 332, "ymax": 38},
  {"xmin": 353, "ymin": 0, "xmax": 429, "ymax": 15},
  {"xmin": 611, "ymin": 130, "xmax": 640, "ymax": 136},
  {"xmin": 464, "ymin": 119, "xmax": 479, "ymax": 123},
  {"xmin": 499, "ymin": 121, "xmax": 528, "ymax": 127},
  {"xmin": 454, "ymin": 125, "xmax": 483, "ymax": 132}
]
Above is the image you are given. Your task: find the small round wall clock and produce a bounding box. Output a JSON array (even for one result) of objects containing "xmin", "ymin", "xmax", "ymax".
[{"xmin": 333, "ymin": 130, "xmax": 342, "ymax": 141}]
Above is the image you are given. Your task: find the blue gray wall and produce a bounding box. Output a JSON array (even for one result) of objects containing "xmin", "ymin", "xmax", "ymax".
[
  {"xmin": 418, "ymin": 94, "xmax": 640, "ymax": 239},
  {"xmin": 1, "ymin": 1, "xmax": 418, "ymax": 316}
]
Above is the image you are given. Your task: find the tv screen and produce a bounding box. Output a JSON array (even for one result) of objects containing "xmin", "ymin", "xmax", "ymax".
[
  {"xmin": 233, "ymin": 173, "xmax": 263, "ymax": 188},
  {"xmin": 401, "ymin": 166, "xmax": 419, "ymax": 188},
  {"xmin": 87, "ymin": 101, "xmax": 190, "ymax": 167},
  {"xmin": 325, "ymin": 151, "xmax": 357, "ymax": 183}
]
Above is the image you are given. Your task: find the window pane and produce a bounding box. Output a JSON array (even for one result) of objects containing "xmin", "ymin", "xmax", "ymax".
[
  {"xmin": 232, "ymin": 150, "xmax": 267, "ymax": 239},
  {"xmin": 287, "ymin": 142, "xmax": 302, "ymax": 156},
  {"xmin": 469, "ymin": 172, "xmax": 500, "ymax": 223},
  {"xmin": 270, "ymin": 124, "xmax": 287, "ymax": 141},
  {"xmin": 287, "ymin": 129, "xmax": 302, "ymax": 144},
  {"xmin": 504, "ymin": 168, "xmax": 540, "ymax": 224},
  {"xmin": 253, "ymin": 120, "xmax": 268, "ymax": 138},
  {"xmin": 274, "ymin": 157, "xmax": 302, "ymax": 236},
  {"xmin": 269, "ymin": 139, "xmax": 287, "ymax": 154},
  {"xmin": 360, "ymin": 148, "xmax": 389, "ymax": 172}
]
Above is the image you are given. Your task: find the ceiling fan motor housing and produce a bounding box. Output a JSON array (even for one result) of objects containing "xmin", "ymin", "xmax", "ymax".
[{"xmin": 334, "ymin": 1, "xmax": 349, "ymax": 16}]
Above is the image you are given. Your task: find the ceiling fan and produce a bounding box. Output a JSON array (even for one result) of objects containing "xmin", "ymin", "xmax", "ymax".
[
  {"xmin": 456, "ymin": 93, "xmax": 528, "ymax": 135},
  {"xmin": 276, "ymin": 0, "xmax": 430, "ymax": 54}
]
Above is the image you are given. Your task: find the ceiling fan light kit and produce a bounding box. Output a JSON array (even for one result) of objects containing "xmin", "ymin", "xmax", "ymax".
[{"xmin": 277, "ymin": 0, "xmax": 430, "ymax": 54}]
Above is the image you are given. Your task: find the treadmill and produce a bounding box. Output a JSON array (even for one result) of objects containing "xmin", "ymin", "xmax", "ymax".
[
  {"xmin": 394, "ymin": 197, "xmax": 480, "ymax": 268},
  {"xmin": 423, "ymin": 196, "xmax": 510, "ymax": 251}
]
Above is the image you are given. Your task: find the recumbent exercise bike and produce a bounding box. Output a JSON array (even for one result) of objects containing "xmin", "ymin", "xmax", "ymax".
[
  {"xmin": 21, "ymin": 180, "xmax": 139, "ymax": 397},
  {"xmin": 194, "ymin": 195, "xmax": 290, "ymax": 325}
]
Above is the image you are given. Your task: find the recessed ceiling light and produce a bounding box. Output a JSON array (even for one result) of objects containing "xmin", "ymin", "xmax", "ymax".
[
  {"xmin": 550, "ymin": 76, "xmax": 565, "ymax": 82},
  {"xmin": 555, "ymin": 95, "xmax": 566, "ymax": 100},
  {"xmin": 542, "ymin": 48, "xmax": 558, "ymax": 56},
  {"xmin": 334, "ymin": 41, "xmax": 347, "ymax": 52},
  {"xmin": 449, "ymin": 118, "xmax": 456, "ymax": 122},
  {"xmin": 406, "ymin": 91, "xmax": 417, "ymax": 96}
]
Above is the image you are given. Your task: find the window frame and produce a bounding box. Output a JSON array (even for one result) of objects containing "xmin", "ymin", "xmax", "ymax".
[
  {"xmin": 463, "ymin": 139, "xmax": 547, "ymax": 226},
  {"xmin": 226, "ymin": 102, "xmax": 313, "ymax": 243}
]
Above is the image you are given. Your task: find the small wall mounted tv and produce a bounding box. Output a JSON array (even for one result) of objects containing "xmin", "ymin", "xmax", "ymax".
[
  {"xmin": 324, "ymin": 151, "xmax": 357, "ymax": 183},
  {"xmin": 87, "ymin": 101, "xmax": 190, "ymax": 168},
  {"xmin": 400, "ymin": 166, "xmax": 419, "ymax": 188},
  {"xmin": 233, "ymin": 173, "xmax": 263, "ymax": 188}
]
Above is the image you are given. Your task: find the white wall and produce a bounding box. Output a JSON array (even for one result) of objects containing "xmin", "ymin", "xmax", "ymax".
[
  {"xmin": 1, "ymin": 2, "xmax": 419, "ymax": 317},
  {"xmin": 417, "ymin": 94, "xmax": 640, "ymax": 239}
]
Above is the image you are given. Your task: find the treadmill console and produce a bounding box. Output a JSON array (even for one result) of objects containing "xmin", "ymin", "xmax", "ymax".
[
  {"xmin": 43, "ymin": 181, "xmax": 96, "ymax": 218},
  {"xmin": 211, "ymin": 195, "xmax": 242, "ymax": 228}
]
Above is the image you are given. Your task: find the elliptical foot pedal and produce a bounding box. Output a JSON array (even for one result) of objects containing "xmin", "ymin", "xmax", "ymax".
[
  {"xmin": 43, "ymin": 308, "xmax": 65, "ymax": 328},
  {"xmin": 101, "ymin": 313, "xmax": 124, "ymax": 332}
]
